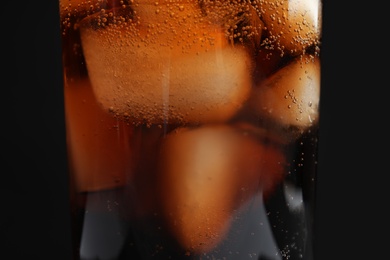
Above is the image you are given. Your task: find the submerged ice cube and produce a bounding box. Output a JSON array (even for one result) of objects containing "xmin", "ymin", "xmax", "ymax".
[
  {"xmin": 248, "ymin": 54, "xmax": 321, "ymax": 130},
  {"xmin": 259, "ymin": 0, "xmax": 322, "ymax": 56},
  {"xmin": 64, "ymin": 79, "xmax": 133, "ymax": 192},
  {"xmin": 79, "ymin": 4, "xmax": 253, "ymax": 125},
  {"xmin": 157, "ymin": 124, "xmax": 286, "ymax": 253}
]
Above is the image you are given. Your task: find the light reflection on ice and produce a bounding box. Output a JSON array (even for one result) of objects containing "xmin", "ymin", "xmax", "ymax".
[
  {"xmin": 80, "ymin": 196, "xmax": 127, "ymax": 260},
  {"xmin": 283, "ymin": 180, "xmax": 304, "ymax": 212}
]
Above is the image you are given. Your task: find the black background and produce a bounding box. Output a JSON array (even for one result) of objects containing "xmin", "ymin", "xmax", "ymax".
[{"xmin": 1, "ymin": 1, "xmax": 387, "ymax": 259}]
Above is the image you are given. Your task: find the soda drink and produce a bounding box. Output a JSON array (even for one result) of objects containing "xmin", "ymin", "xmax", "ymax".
[{"xmin": 58, "ymin": 0, "xmax": 322, "ymax": 259}]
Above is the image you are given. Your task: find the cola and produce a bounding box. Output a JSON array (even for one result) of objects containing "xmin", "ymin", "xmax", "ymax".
[{"xmin": 58, "ymin": 0, "xmax": 322, "ymax": 259}]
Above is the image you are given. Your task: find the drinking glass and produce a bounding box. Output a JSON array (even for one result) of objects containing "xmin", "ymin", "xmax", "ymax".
[{"xmin": 58, "ymin": 0, "xmax": 322, "ymax": 259}]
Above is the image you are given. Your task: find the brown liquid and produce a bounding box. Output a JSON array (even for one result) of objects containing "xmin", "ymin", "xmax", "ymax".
[{"xmin": 59, "ymin": 1, "xmax": 321, "ymax": 259}]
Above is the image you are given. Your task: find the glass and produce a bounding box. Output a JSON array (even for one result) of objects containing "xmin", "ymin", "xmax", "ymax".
[{"xmin": 58, "ymin": 0, "xmax": 322, "ymax": 259}]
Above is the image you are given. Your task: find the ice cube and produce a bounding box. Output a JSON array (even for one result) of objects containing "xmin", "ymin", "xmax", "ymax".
[
  {"xmin": 258, "ymin": 0, "xmax": 322, "ymax": 56},
  {"xmin": 65, "ymin": 79, "xmax": 133, "ymax": 192},
  {"xmin": 157, "ymin": 124, "xmax": 286, "ymax": 253},
  {"xmin": 248, "ymin": 54, "xmax": 321, "ymax": 130},
  {"xmin": 79, "ymin": 8, "xmax": 252, "ymax": 125}
]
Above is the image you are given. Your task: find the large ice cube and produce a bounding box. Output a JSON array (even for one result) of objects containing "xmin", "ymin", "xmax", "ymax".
[
  {"xmin": 79, "ymin": 5, "xmax": 253, "ymax": 125},
  {"xmin": 258, "ymin": 0, "xmax": 322, "ymax": 56},
  {"xmin": 65, "ymin": 79, "xmax": 133, "ymax": 192},
  {"xmin": 248, "ymin": 54, "xmax": 321, "ymax": 130},
  {"xmin": 157, "ymin": 124, "xmax": 286, "ymax": 253}
]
